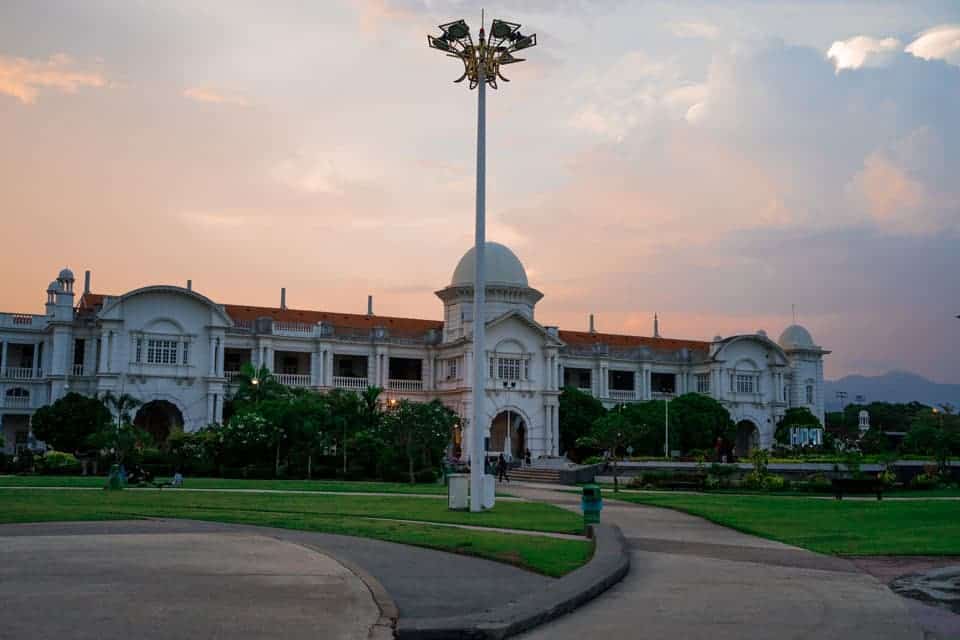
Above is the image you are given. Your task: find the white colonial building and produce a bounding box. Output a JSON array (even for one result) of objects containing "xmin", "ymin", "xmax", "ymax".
[{"xmin": 0, "ymin": 244, "xmax": 828, "ymax": 458}]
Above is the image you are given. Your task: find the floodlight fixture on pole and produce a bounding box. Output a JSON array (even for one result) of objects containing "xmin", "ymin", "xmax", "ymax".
[{"xmin": 428, "ymin": 16, "xmax": 536, "ymax": 513}]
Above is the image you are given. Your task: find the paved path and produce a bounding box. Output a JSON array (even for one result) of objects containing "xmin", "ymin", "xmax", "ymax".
[
  {"xmin": 507, "ymin": 484, "xmax": 932, "ymax": 640},
  {"xmin": 0, "ymin": 523, "xmax": 381, "ymax": 639},
  {"xmin": 0, "ymin": 519, "xmax": 553, "ymax": 628}
]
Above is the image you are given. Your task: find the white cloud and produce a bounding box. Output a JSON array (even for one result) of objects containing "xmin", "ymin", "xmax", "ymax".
[
  {"xmin": 905, "ymin": 24, "xmax": 960, "ymax": 67},
  {"xmin": 182, "ymin": 87, "xmax": 249, "ymax": 106},
  {"xmin": 0, "ymin": 53, "xmax": 108, "ymax": 104},
  {"xmin": 826, "ymin": 35, "xmax": 900, "ymax": 73},
  {"xmin": 669, "ymin": 21, "xmax": 720, "ymax": 40}
]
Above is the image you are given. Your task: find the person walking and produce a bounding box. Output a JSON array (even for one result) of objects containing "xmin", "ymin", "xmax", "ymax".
[{"xmin": 497, "ymin": 453, "xmax": 510, "ymax": 482}]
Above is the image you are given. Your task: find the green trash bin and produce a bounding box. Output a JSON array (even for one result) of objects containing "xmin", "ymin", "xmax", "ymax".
[
  {"xmin": 581, "ymin": 484, "xmax": 602, "ymax": 528},
  {"xmin": 106, "ymin": 464, "xmax": 125, "ymax": 491}
]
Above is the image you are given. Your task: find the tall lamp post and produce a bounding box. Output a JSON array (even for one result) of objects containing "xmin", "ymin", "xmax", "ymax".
[{"xmin": 428, "ymin": 17, "xmax": 536, "ymax": 512}]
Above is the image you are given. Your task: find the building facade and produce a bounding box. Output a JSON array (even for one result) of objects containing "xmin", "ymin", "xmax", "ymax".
[{"xmin": 0, "ymin": 244, "xmax": 828, "ymax": 458}]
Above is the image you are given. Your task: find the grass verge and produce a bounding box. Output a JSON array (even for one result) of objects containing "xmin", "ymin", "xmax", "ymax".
[
  {"xmin": 0, "ymin": 489, "xmax": 591, "ymax": 576},
  {"xmin": 0, "ymin": 475, "xmax": 452, "ymax": 494},
  {"xmin": 610, "ymin": 491, "xmax": 960, "ymax": 556}
]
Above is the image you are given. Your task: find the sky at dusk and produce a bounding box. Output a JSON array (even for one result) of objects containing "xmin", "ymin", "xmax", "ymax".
[{"xmin": 0, "ymin": 1, "xmax": 958, "ymax": 383}]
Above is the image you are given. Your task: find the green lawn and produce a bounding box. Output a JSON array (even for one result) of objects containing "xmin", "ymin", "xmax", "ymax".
[
  {"xmin": 0, "ymin": 475, "xmax": 451, "ymax": 494},
  {"xmin": 0, "ymin": 488, "xmax": 591, "ymax": 576},
  {"xmin": 610, "ymin": 491, "xmax": 960, "ymax": 556}
]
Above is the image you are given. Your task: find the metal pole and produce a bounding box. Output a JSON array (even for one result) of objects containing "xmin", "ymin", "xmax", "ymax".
[{"xmin": 470, "ymin": 68, "xmax": 487, "ymax": 512}]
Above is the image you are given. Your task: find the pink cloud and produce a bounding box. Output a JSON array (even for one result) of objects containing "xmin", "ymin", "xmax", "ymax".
[{"xmin": 0, "ymin": 53, "xmax": 108, "ymax": 104}]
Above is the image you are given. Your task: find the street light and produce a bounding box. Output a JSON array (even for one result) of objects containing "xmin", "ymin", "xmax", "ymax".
[{"xmin": 428, "ymin": 15, "xmax": 537, "ymax": 513}]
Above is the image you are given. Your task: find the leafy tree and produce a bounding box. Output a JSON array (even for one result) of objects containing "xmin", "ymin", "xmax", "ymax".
[
  {"xmin": 86, "ymin": 422, "xmax": 153, "ymax": 464},
  {"xmin": 559, "ymin": 386, "xmax": 606, "ymax": 457},
  {"xmin": 667, "ymin": 393, "xmax": 736, "ymax": 454},
  {"xmin": 774, "ymin": 407, "xmax": 822, "ymax": 446},
  {"xmin": 31, "ymin": 392, "xmax": 112, "ymax": 454},
  {"xmin": 385, "ymin": 399, "xmax": 456, "ymax": 483},
  {"xmin": 577, "ymin": 409, "xmax": 638, "ymax": 492}
]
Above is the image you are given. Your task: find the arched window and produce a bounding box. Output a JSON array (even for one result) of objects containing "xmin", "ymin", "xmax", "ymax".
[{"xmin": 805, "ymin": 384, "xmax": 814, "ymax": 405}]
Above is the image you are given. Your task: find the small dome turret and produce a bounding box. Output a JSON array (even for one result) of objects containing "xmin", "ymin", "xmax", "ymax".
[
  {"xmin": 778, "ymin": 324, "xmax": 815, "ymax": 350},
  {"xmin": 58, "ymin": 268, "xmax": 75, "ymax": 281},
  {"xmin": 47, "ymin": 280, "xmax": 62, "ymax": 293},
  {"xmin": 451, "ymin": 242, "xmax": 529, "ymax": 288}
]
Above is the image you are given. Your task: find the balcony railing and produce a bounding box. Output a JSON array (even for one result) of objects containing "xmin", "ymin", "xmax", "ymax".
[
  {"xmin": 224, "ymin": 371, "xmax": 242, "ymax": 383},
  {"xmin": 71, "ymin": 364, "xmax": 85, "ymax": 376},
  {"xmin": 609, "ymin": 389, "xmax": 636, "ymax": 402},
  {"xmin": 2, "ymin": 395, "xmax": 30, "ymax": 409},
  {"xmin": 275, "ymin": 373, "xmax": 311, "ymax": 387},
  {"xmin": 333, "ymin": 375, "xmax": 368, "ymax": 390},
  {"xmin": 0, "ymin": 313, "xmax": 43, "ymax": 329},
  {"xmin": 273, "ymin": 321, "xmax": 314, "ymax": 336},
  {"xmin": 3, "ymin": 367, "xmax": 35, "ymax": 380},
  {"xmin": 388, "ymin": 379, "xmax": 424, "ymax": 392}
]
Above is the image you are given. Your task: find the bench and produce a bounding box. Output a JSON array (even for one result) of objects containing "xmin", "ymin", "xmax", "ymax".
[{"xmin": 831, "ymin": 477, "xmax": 884, "ymax": 500}]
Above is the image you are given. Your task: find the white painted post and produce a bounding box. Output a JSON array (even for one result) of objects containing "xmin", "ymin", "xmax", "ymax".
[{"xmin": 470, "ymin": 67, "xmax": 487, "ymax": 513}]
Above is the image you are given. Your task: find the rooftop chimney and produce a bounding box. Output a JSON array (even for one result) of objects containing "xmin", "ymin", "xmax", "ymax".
[
  {"xmin": 281, "ymin": 288, "xmax": 287, "ymax": 310},
  {"xmin": 589, "ymin": 314, "xmax": 595, "ymax": 334},
  {"xmin": 367, "ymin": 295, "xmax": 373, "ymax": 316},
  {"xmin": 187, "ymin": 279, "xmax": 192, "ymax": 291},
  {"xmin": 83, "ymin": 270, "xmax": 91, "ymax": 295},
  {"xmin": 654, "ymin": 313, "xmax": 660, "ymax": 338}
]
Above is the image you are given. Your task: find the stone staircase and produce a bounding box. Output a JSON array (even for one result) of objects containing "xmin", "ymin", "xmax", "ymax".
[{"xmin": 505, "ymin": 466, "xmax": 564, "ymax": 484}]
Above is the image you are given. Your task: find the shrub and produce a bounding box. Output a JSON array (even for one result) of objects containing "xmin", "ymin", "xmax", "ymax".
[
  {"xmin": 414, "ymin": 468, "xmax": 437, "ymax": 484},
  {"xmin": 582, "ymin": 455, "xmax": 604, "ymax": 465},
  {"xmin": 910, "ymin": 473, "xmax": 940, "ymax": 490},
  {"xmin": 39, "ymin": 450, "xmax": 80, "ymax": 475},
  {"xmin": 764, "ymin": 475, "xmax": 786, "ymax": 491}
]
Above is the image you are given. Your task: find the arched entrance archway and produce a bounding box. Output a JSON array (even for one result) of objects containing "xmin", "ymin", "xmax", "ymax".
[
  {"xmin": 735, "ymin": 420, "xmax": 759, "ymax": 458},
  {"xmin": 134, "ymin": 400, "xmax": 183, "ymax": 447},
  {"xmin": 489, "ymin": 410, "xmax": 526, "ymax": 460}
]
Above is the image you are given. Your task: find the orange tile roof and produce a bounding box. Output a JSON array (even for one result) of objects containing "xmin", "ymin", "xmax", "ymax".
[
  {"xmin": 75, "ymin": 291, "xmax": 708, "ymax": 352},
  {"xmin": 558, "ymin": 330, "xmax": 710, "ymax": 354},
  {"xmin": 223, "ymin": 304, "xmax": 443, "ymax": 337}
]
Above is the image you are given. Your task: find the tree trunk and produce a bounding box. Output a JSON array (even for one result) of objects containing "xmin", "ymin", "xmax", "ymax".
[
  {"xmin": 612, "ymin": 455, "xmax": 619, "ymax": 493},
  {"xmin": 307, "ymin": 453, "xmax": 312, "ymax": 480},
  {"xmin": 408, "ymin": 439, "xmax": 416, "ymax": 485},
  {"xmin": 275, "ymin": 443, "xmax": 280, "ymax": 478},
  {"xmin": 342, "ymin": 426, "xmax": 347, "ymax": 475}
]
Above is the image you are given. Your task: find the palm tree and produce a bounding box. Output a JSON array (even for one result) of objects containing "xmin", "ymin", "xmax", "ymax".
[
  {"xmin": 100, "ymin": 391, "xmax": 141, "ymax": 461},
  {"xmin": 231, "ymin": 362, "xmax": 287, "ymax": 407}
]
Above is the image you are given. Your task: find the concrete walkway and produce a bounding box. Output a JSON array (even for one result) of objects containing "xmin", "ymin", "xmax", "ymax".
[
  {"xmin": 0, "ymin": 519, "xmax": 553, "ymax": 630},
  {"xmin": 508, "ymin": 483, "xmax": 931, "ymax": 640},
  {"xmin": 0, "ymin": 524, "xmax": 382, "ymax": 639}
]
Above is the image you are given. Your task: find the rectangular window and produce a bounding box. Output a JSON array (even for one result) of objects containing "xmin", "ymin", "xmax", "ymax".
[
  {"xmin": 497, "ymin": 357, "xmax": 522, "ymax": 380},
  {"xmin": 736, "ymin": 374, "xmax": 754, "ymax": 394},
  {"xmin": 134, "ymin": 338, "xmax": 142, "ymax": 364},
  {"xmin": 146, "ymin": 339, "xmax": 179, "ymax": 365},
  {"xmin": 696, "ymin": 373, "xmax": 711, "ymax": 393},
  {"xmin": 806, "ymin": 385, "xmax": 814, "ymax": 404},
  {"xmin": 182, "ymin": 341, "xmax": 190, "ymax": 365},
  {"xmin": 446, "ymin": 358, "xmax": 458, "ymax": 379}
]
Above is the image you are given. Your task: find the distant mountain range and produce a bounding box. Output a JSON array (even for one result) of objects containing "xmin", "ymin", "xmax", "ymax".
[{"xmin": 824, "ymin": 371, "xmax": 960, "ymax": 411}]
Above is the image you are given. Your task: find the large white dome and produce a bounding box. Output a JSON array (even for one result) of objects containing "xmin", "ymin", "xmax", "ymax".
[
  {"xmin": 778, "ymin": 324, "xmax": 815, "ymax": 349},
  {"xmin": 451, "ymin": 242, "xmax": 529, "ymax": 287}
]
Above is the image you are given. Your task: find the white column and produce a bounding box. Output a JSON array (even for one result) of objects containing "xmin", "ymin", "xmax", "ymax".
[
  {"xmin": 215, "ymin": 393, "xmax": 224, "ymax": 423},
  {"xmin": 310, "ymin": 350, "xmax": 320, "ymax": 386},
  {"xmin": 32, "ymin": 342, "xmax": 40, "ymax": 377},
  {"xmin": 206, "ymin": 393, "xmax": 215, "ymax": 424},
  {"xmin": 217, "ymin": 338, "xmax": 224, "ymax": 376},
  {"xmin": 208, "ymin": 337, "xmax": 216, "ymax": 376},
  {"xmin": 0, "ymin": 341, "xmax": 7, "ymax": 375},
  {"xmin": 325, "ymin": 349, "xmax": 333, "ymax": 386}
]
